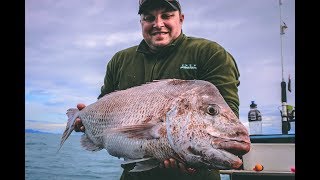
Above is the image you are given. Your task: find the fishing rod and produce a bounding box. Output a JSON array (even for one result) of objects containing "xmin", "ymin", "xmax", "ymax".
[{"xmin": 279, "ymin": 0, "xmax": 289, "ymax": 134}]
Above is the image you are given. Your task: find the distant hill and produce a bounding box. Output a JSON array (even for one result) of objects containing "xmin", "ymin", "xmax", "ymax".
[
  {"xmin": 25, "ymin": 129, "xmax": 81, "ymax": 135},
  {"xmin": 25, "ymin": 129, "xmax": 51, "ymax": 134}
]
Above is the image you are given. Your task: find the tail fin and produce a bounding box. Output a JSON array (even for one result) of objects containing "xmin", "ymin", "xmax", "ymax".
[{"xmin": 57, "ymin": 108, "xmax": 79, "ymax": 152}]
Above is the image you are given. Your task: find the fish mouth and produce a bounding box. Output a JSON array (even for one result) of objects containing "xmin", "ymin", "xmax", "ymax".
[
  {"xmin": 214, "ymin": 139, "xmax": 251, "ymax": 157},
  {"xmin": 187, "ymin": 142, "xmax": 244, "ymax": 169},
  {"xmin": 213, "ymin": 148, "xmax": 243, "ymax": 169}
]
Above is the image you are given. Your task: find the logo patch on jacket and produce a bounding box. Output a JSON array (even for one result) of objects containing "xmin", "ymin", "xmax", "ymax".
[{"xmin": 180, "ymin": 64, "xmax": 197, "ymax": 70}]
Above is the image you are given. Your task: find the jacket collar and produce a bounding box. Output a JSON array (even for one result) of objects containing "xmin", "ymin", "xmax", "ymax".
[{"xmin": 136, "ymin": 33, "xmax": 186, "ymax": 55}]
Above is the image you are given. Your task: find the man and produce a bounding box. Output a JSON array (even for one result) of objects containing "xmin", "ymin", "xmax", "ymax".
[{"xmin": 74, "ymin": 0, "xmax": 240, "ymax": 179}]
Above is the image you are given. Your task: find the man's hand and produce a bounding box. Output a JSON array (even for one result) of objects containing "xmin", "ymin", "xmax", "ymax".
[
  {"xmin": 162, "ymin": 158, "xmax": 197, "ymax": 174},
  {"xmin": 74, "ymin": 103, "xmax": 86, "ymax": 132}
]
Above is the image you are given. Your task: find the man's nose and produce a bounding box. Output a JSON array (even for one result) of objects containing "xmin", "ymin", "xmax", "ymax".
[{"xmin": 153, "ymin": 17, "xmax": 164, "ymax": 28}]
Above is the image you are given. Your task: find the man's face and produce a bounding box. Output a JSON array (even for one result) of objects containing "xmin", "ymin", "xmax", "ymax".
[{"xmin": 140, "ymin": 8, "xmax": 184, "ymax": 52}]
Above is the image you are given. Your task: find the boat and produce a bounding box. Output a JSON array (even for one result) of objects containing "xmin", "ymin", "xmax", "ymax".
[
  {"xmin": 219, "ymin": 1, "xmax": 295, "ymax": 178},
  {"xmin": 220, "ymin": 133, "xmax": 295, "ymax": 180}
]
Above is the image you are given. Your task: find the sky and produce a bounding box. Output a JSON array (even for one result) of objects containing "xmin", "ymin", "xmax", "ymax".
[{"xmin": 25, "ymin": 0, "xmax": 295, "ymax": 134}]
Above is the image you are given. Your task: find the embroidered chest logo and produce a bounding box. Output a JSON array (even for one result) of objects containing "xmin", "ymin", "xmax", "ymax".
[{"xmin": 180, "ymin": 64, "xmax": 197, "ymax": 70}]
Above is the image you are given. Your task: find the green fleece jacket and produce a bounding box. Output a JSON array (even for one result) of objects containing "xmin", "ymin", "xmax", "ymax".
[
  {"xmin": 98, "ymin": 33, "xmax": 240, "ymax": 180},
  {"xmin": 99, "ymin": 33, "xmax": 240, "ymax": 117}
]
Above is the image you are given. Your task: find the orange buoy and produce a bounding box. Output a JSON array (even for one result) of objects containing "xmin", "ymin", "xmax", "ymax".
[{"xmin": 253, "ymin": 164, "xmax": 264, "ymax": 171}]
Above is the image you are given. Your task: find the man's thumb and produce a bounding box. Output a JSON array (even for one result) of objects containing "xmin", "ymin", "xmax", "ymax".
[{"xmin": 77, "ymin": 103, "xmax": 86, "ymax": 110}]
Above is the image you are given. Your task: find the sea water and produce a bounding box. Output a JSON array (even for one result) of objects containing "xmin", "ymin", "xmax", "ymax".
[
  {"xmin": 26, "ymin": 133, "xmax": 123, "ymax": 180},
  {"xmin": 26, "ymin": 133, "xmax": 230, "ymax": 180}
]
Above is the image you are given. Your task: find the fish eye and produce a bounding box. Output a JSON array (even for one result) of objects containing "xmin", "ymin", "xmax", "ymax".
[{"xmin": 207, "ymin": 105, "xmax": 220, "ymax": 116}]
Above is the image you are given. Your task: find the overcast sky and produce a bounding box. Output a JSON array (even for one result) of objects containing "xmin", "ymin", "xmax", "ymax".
[{"xmin": 25, "ymin": 0, "xmax": 295, "ymax": 134}]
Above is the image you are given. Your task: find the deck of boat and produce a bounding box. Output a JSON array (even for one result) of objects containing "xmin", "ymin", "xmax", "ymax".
[{"xmin": 220, "ymin": 134, "xmax": 295, "ymax": 180}]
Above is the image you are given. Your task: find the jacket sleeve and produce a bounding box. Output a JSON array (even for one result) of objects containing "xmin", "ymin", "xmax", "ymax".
[{"xmin": 198, "ymin": 43, "xmax": 240, "ymax": 117}]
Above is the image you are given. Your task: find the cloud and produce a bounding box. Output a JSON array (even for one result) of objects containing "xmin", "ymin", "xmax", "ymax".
[
  {"xmin": 26, "ymin": 0, "xmax": 295, "ymax": 134},
  {"xmin": 184, "ymin": 18, "xmax": 245, "ymax": 34},
  {"xmin": 73, "ymin": 32, "xmax": 142, "ymax": 48}
]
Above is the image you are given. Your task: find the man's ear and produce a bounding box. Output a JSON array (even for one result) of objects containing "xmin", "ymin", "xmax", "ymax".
[{"xmin": 180, "ymin": 13, "xmax": 185, "ymax": 23}]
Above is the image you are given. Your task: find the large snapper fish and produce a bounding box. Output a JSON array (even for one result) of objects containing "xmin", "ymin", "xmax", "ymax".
[{"xmin": 59, "ymin": 79, "xmax": 250, "ymax": 172}]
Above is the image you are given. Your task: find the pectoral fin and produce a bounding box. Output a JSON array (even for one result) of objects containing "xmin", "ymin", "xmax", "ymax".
[
  {"xmin": 104, "ymin": 121, "xmax": 165, "ymax": 140},
  {"xmin": 121, "ymin": 158, "xmax": 159, "ymax": 172}
]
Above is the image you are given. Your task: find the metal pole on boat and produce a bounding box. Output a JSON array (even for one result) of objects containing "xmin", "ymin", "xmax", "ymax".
[{"xmin": 279, "ymin": 0, "xmax": 288, "ymax": 134}]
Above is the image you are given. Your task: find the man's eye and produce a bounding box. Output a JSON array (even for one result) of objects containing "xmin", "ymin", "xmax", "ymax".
[
  {"xmin": 162, "ymin": 14, "xmax": 173, "ymax": 19},
  {"xmin": 143, "ymin": 16, "xmax": 155, "ymax": 22}
]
